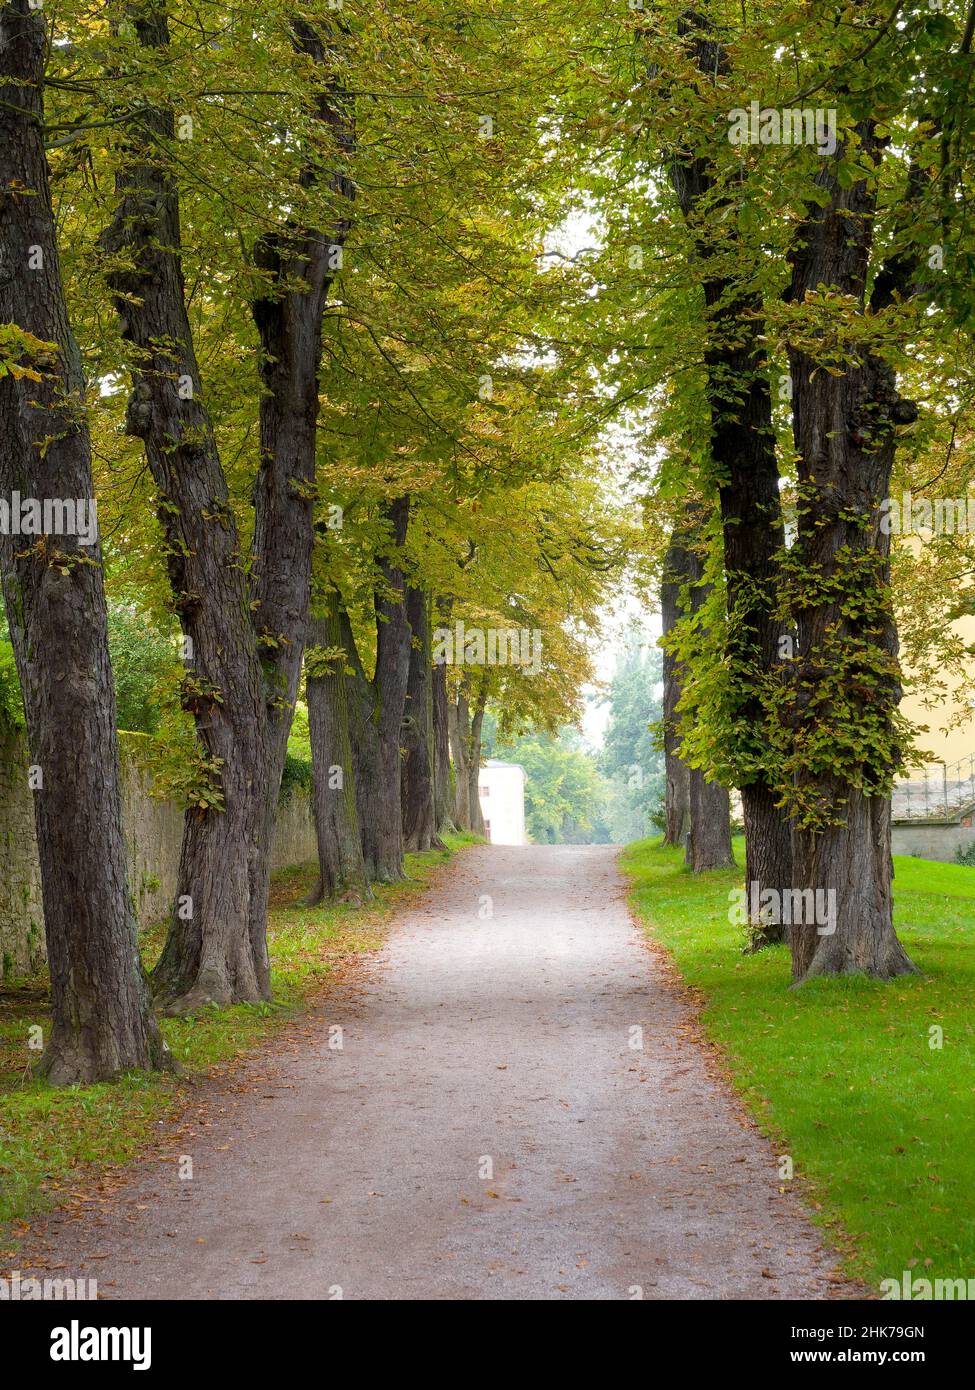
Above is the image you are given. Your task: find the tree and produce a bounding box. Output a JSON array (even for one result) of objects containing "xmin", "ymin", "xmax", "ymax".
[
  {"xmin": 100, "ymin": 1, "xmax": 273, "ymax": 1012},
  {"xmin": 100, "ymin": 3, "xmax": 353, "ymax": 1009},
  {"xmin": 780, "ymin": 119, "xmax": 919, "ymax": 981},
  {"xmin": 0, "ymin": 0, "xmax": 166, "ymax": 1081},
  {"xmin": 661, "ymin": 8, "xmax": 793, "ymax": 922}
]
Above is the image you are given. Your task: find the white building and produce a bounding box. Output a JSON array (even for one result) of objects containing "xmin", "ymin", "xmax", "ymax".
[{"xmin": 478, "ymin": 759, "xmax": 527, "ymax": 845}]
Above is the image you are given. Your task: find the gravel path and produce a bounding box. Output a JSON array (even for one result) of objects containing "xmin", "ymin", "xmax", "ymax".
[{"xmin": 16, "ymin": 844, "xmax": 848, "ymax": 1300}]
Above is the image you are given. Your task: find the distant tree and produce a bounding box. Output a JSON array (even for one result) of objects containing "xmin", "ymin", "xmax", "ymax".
[
  {"xmin": 108, "ymin": 604, "xmax": 180, "ymax": 735},
  {"xmin": 598, "ymin": 634, "xmax": 666, "ymax": 840},
  {"xmin": 495, "ymin": 727, "xmax": 608, "ymax": 844}
]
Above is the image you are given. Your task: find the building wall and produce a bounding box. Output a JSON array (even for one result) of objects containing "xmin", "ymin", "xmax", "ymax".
[
  {"xmin": 892, "ymin": 822, "xmax": 975, "ymax": 864},
  {"xmin": 899, "ymin": 611, "xmax": 975, "ymax": 764},
  {"xmin": 478, "ymin": 765, "xmax": 526, "ymax": 846},
  {"xmin": 0, "ymin": 733, "xmax": 317, "ymax": 979}
]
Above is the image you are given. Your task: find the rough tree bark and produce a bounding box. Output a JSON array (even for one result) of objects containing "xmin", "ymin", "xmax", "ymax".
[
  {"xmin": 401, "ymin": 585, "xmax": 438, "ymax": 853},
  {"xmin": 101, "ymin": 1, "xmax": 270, "ymax": 1012},
  {"xmin": 305, "ymin": 592, "xmax": 370, "ymax": 905},
  {"xmin": 784, "ymin": 119, "xmax": 917, "ymax": 982},
  {"xmin": 686, "ymin": 766, "xmax": 735, "ymax": 873},
  {"xmin": 0, "ymin": 0, "xmax": 166, "ymax": 1081}
]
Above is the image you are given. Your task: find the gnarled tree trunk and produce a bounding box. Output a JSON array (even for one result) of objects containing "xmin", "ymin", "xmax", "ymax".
[
  {"xmin": 103, "ymin": 8, "xmax": 354, "ymax": 1010},
  {"xmin": 0, "ymin": 0, "xmax": 166, "ymax": 1081}
]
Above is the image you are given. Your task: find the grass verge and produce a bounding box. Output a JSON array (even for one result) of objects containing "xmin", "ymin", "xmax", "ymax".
[
  {"xmin": 0, "ymin": 833, "xmax": 478, "ymax": 1246},
  {"xmin": 622, "ymin": 836, "xmax": 975, "ymax": 1295}
]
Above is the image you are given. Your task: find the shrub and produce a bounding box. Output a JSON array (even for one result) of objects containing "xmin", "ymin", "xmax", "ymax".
[
  {"xmin": 0, "ymin": 639, "xmax": 25, "ymax": 732},
  {"xmin": 279, "ymin": 752, "xmax": 313, "ymax": 803},
  {"xmin": 108, "ymin": 602, "xmax": 180, "ymax": 734}
]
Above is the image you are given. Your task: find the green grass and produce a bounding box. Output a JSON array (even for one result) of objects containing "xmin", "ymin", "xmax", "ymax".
[
  {"xmin": 622, "ymin": 836, "xmax": 975, "ymax": 1294},
  {"xmin": 0, "ymin": 833, "xmax": 478, "ymax": 1248}
]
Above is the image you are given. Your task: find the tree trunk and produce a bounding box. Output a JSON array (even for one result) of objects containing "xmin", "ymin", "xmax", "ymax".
[
  {"xmin": 401, "ymin": 586, "xmax": 437, "ymax": 853},
  {"xmin": 432, "ymin": 639, "xmax": 455, "ymax": 836},
  {"xmin": 450, "ymin": 692, "xmax": 472, "ymax": 831},
  {"xmin": 431, "ymin": 598, "xmax": 455, "ymax": 837},
  {"xmin": 305, "ymin": 595, "xmax": 370, "ymax": 905},
  {"xmin": 100, "ymin": 3, "xmax": 270, "ymax": 1013},
  {"xmin": 467, "ymin": 688, "xmax": 487, "ymax": 837},
  {"xmin": 686, "ymin": 771, "xmax": 735, "ymax": 873},
  {"xmin": 741, "ymin": 780, "xmax": 793, "ymax": 948},
  {"xmin": 352, "ymin": 497, "xmax": 412, "ymax": 882},
  {"xmin": 784, "ymin": 119, "xmax": 916, "ymax": 983},
  {"xmin": 0, "ymin": 0, "xmax": 166, "ymax": 1081}
]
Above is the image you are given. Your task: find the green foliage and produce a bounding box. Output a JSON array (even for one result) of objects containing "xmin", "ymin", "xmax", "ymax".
[
  {"xmin": 122, "ymin": 708, "xmax": 227, "ymax": 815},
  {"xmin": 0, "ymin": 322, "xmax": 58, "ymax": 382},
  {"xmin": 279, "ymin": 752, "xmax": 313, "ymax": 803},
  {"xmin": 493, "ymin": 727, "xmax": 610, "ymax": 844},
  {"xmin": 598, "ymin": 631, "xmax": 665, "ymax": 840},
  {"xmin": 108, "ymin": 602, "xmax": 180, "ymax": 735},
  {"xmin": 287, "ymin": 704, "xmax": 312, "ymax": 763},
  {"xmin": 0, "ymin": 640, "xmax": 25, "ymax": 733},
  {"xmin": 303, "ymin": 646, "xmax": 346, "ymax": 682}
]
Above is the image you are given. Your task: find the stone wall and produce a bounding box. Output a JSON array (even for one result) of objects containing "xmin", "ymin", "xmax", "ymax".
[
  {"xmin": 892, "ymin": 820, "xmax": 975, "ymax": 865},
  {"xmin": 0, "ymin": 733, "xmax": 317, "ymax": 979}
]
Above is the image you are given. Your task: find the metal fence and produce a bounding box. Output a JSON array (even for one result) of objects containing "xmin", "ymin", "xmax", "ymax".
[{"xmin": 892, "ymin": 753, "xmax": 975, "ymax": 821}]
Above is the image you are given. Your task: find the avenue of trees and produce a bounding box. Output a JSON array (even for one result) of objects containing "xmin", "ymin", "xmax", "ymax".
[{"xmin": 1, "ymin": 0, "xmax": 974, "ymax": 1081}]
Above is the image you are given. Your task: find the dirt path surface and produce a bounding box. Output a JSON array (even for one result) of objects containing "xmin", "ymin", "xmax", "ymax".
[{"xmin": 17, "ymin": 845, "xmax": 847, "ymax": 1300}]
